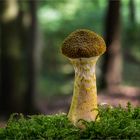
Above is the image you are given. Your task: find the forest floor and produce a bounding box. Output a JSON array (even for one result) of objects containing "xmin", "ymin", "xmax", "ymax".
[
  {"xmin": 1, "ymin": 85, "xmax": 140, "ymax": 128},
  {"xmin": 38, "ymin": 85, "xmax": 140, "ymax": 115}
]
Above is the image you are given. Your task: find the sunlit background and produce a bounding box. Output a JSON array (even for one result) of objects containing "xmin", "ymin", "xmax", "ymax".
[{"xmin": 0, "ymin": 0, "xmax": 140, "ymax": 126}]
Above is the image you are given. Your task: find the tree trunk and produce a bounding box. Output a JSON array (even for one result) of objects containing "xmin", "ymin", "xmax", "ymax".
[
  {"xmin": 0, "ymin": 0, "xmax": 40, "ymax": 116},
  {"xmin": 0, "ymin": 0, "xmax": 23, "ymax": 116},
  {"xmin": 24, "ymin": 0, "xmax": 38, "ymax": 114},
  {"xmin": 102, "ymin": 0, "xmax": 122, "ymax": 89},
  {"xmin": 129, "ymin": 0, "xmax": 136, "ymax": 24}
]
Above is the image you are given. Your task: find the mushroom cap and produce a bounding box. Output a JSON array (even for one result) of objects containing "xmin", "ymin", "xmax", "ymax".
[{"xmin": 61, "ymin": 29, "xmax": 106, "ymax": 58}]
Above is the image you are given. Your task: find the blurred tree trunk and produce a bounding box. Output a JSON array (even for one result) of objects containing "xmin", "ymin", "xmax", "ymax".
[
  {"xmin": 0, "ymin": 0, "xmax": 23, "ymax": 116},
  {"xmin": 129, "ymin": 0, "xmax": 135, "ymax": 24},
  {"xmin": 0, "ymin": 0, "xmax": 40, "ymax": 116},
  {"xmin": 24, "ymin": 0, "xmax": 38, "ymax": 114},
  {"xmin": 102, "ymin": 0, "xmax": 122, "ymax": 89}
]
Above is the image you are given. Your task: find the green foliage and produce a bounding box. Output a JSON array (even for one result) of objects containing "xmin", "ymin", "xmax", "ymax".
[{"xmin": 1, "ymin": 104, "xmax": 140, "ymax": 140}]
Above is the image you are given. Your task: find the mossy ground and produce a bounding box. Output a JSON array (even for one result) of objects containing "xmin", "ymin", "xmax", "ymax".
[{"xmin": 0, "ymin": 103, "xmax": 140, "ymax": 140}]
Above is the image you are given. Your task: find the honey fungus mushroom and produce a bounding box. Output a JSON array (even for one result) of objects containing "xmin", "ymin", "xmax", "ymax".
[{"xmin": 61, "ymin": 29, "xmax": 106, "ymax": 127}]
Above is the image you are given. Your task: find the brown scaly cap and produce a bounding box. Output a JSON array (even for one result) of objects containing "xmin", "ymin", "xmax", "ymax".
[{"xmin": 61, "ymin": 29, "xmax": 106, "ymax": 58}]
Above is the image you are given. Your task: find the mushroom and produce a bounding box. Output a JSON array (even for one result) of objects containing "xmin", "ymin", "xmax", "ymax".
[{"xmin": 61, "ymin": 29, "xmax": 106, "ymax": 127}]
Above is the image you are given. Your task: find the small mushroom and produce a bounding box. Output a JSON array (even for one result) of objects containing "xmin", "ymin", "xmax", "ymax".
[{"xmin": 61, "ymin": 29, "xmax": 106, "ymax": 127}]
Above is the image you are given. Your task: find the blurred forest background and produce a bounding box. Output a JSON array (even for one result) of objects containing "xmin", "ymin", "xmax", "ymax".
[{"xmin": 0, "ymin": 0, "xmax": 140, "ymax": 123}]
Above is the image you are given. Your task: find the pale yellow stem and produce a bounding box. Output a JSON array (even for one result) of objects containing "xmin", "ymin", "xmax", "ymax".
[{"xmin": 68, "ymin": 56, "xmax": 99, "ymax": 126}]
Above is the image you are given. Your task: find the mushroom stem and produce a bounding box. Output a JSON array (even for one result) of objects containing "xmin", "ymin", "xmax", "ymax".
[{"xmin": 68, "ymin": 56, "xmax": 99, "ymax": 126}]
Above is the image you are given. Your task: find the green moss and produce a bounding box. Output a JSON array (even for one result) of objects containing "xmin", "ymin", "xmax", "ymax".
[{"xmin": 1, "ymin": 103, "xmax": 140, "ymax": 140}]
